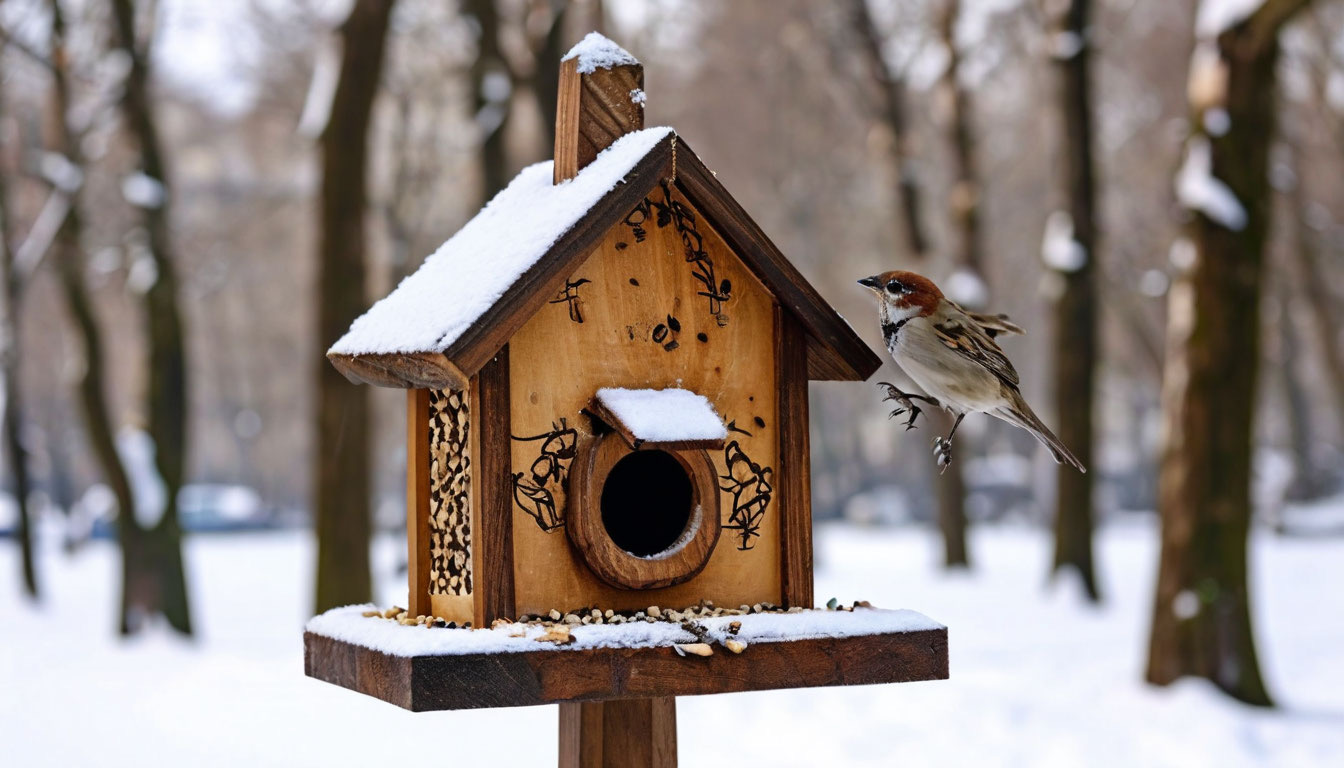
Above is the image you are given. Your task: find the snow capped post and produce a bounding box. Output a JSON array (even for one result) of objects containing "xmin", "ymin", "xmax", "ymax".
[{"xmin": 553, "ymin": 32, "xmax": 645, "ymax": 184}]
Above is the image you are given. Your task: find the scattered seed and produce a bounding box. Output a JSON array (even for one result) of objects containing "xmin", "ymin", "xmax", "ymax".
[
  {"xmin": 724, "ymin": 638, "xmax": 747, "ymax": 654},
  {"xmin": 677, "ymin": 643, "xmax": 713, "ymax": 657}
]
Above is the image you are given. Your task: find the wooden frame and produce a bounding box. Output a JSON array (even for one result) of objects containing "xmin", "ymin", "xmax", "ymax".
[
  {"xmin": 775, "ymin": 309, "xmax": 813, "ymax": 608},
  {"xmin": 566, "ymin": 433, "xmax": 721, "ymax": 590},
  {"xmin": 472, "ymin": 347, "xmax": 515, "ymax": 625},
  {"xmin": 304, "ymin": 624, "xmax": 949, "ymax": 711},
  {"xmin": 406, "ymin": 389, "xmax": 432, "ymax": 618}
]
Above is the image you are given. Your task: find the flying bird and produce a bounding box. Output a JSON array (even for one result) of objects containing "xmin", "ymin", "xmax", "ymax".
[{"xmin": 858, "ymin": 270, "xmax": 1086, "ymax": 473}]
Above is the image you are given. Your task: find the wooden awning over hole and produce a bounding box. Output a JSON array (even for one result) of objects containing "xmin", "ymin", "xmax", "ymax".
[{"xmin": 588, "ymin": 387, "xmax": 727, "ymax": 451}]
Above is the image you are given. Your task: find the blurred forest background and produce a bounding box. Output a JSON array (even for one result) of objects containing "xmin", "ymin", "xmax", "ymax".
[{"xmin": 3, "ymin": 0, "xmax": 1344, "ymax": 714}]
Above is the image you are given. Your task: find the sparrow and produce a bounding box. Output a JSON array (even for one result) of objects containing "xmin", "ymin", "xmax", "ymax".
[{"xmin": 858, "ymin": 270, "xmax": 1086, "ymax": 473}]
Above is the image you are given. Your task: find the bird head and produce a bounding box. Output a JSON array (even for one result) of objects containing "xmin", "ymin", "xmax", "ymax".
[{"xmin": 858, "ymin": 270, "xmax": 943, "ymax": 320}]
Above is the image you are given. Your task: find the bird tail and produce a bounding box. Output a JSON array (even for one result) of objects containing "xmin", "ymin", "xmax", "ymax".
[{"xmin": 993, "ymin": 395, "xmax": 1087, "ymax": 473}]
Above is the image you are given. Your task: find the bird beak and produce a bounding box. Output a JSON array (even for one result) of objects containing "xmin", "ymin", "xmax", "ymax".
[{"xmin": 858, "ymin": 276, "xmax": 881, "ymax": 290}]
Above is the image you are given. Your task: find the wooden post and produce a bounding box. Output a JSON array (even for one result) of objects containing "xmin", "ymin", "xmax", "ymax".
[
  {"xmin": 405, "ymin": 389, "xmax": 431, "ymax": 617},
  {"xmin": 553, "ymin": 45, "xmax": 644, "ymax": 184},
  {"xmin": 559, "ymin": 698, "xmax": 677, "ymax": 768}
]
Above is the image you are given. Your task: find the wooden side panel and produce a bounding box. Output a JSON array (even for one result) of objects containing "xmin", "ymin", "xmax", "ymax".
[
  {"xmin": 405, "ymin": 389, "xmax": 431, "ymax": 617},
  {"xmin": 777, "ymin": 310, "xmax": 813, "ymax": 608},
  {"xmin": 508, "ymin": 183, "xmax": 782, "ymax": 615},
  {"xmin": 473, "ymin": 348, "xmax": 515, "ymax": 625}
]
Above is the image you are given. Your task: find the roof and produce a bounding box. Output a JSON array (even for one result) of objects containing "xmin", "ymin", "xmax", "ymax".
[
  {"xmin": 328, "ymin": 129, "xmax": 881, "ymax": 389},
  {"xmin": 591, "ymin": 387, "xmax": 727, "ymax": 450}
]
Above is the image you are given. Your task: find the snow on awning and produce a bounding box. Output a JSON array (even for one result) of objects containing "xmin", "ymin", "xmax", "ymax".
[{"xmin": 591, "ymin": 387, "xmax": 727, "ymax": 450}]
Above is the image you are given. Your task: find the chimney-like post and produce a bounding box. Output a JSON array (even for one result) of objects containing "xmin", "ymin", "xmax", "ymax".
[{"xmin": 553, "ymin": 33, "xmax": 645, "ymax": 184}]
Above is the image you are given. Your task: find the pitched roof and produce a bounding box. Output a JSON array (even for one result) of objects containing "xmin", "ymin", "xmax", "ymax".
[{"xmin": 328, "ymin": 129, "xmax": 881, "ymax": 389}]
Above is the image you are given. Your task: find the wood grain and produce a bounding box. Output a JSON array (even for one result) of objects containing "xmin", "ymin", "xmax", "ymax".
[
  {"xmin": 473, "ymin": 347, "xmax": 514, "ymax": 626},
  {"xmin": 670, "ymin": 140, "xmax": 882, "ymax": 382},
  {"xmin": 776, "ymin": 309, "xmax": 813, "ymax": 608},
  {"xmin": 566, "ymin": 433, "xmax": 721, "ymax": 591},
  {"xmin": 559, "ymin": 698, "xmax": 676, "ymax": 768},
  {"xmin": 328, "ymin": 350, "xmax": 468, "ymax": 390},
  {"xmin": 554, "ymin": 57, "xmax": 645, "ymax": 184},
  {"xmin": 405, "ymin": 389, "xmax": 431, "ymax": 617},
  {"xmin": 508, "ymin": 183, "xmax": 781, "ymax": 616},
  {"xmin": 304, "ymin": 623, "xmax": 949, "ymax": 711}
]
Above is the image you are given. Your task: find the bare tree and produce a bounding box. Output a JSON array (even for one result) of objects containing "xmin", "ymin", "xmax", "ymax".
[
  {"xmin": 1147, "ymin": 0, "xmax": 1316, "ymax": 707},
  {"xmin": 107, "ymin": 0, "xmax": 192, "ymax": 635},
  {"xmin": 314, "ymin": 0, "xmax": 395, "ymax": 612},
  {"xmin": 1045, "ymin": 0, "xmax": 1100, "ymax": 601},
  {"xmin": 465, "ymin": 0, "xmax": 510, "ymax": 201},
  {"xmin": 0, "ymin": 21, "xmax": 37, "ymax": 598}
]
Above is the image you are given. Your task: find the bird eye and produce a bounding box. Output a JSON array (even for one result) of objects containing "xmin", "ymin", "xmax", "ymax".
[{"xmin": 886, "ymin": 280, "xmax": 904, "ymax": 294}]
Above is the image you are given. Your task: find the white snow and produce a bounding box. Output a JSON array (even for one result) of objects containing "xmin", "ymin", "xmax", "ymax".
[
  {"xmin": 5, "ymin": 520, "xmax": 1344, "ymax": 766},
  {"xmin": 1050, "ymin": 30, "xmax": 1084, "ymax": 60},
  {"xmin": 1040, "ymin": 210, "xmax": 1088, "ymax": 272},
  {"xmin": 1195, "ymin": 0, "xmax": 1267, "ymax": 38},
  {"xmin": 1176, "ymin": 136, "xmax": 1247, "ymax": 231},
  {"xmin": 297, "ymin": 33, "xmax": 341, "ymax": 138},
  {"xmin": 116, "ymin": 428, "xmax": 168, "ymax": 529},
  {"xmin": 120, "ymin": 172, "xmax": 167, "ymax": 209},
  {"xmin": 630, "ymin": 88, "xmax": 647, "ymax": 107},
  {"xmin": 329, "ymin": 127, "xmax": 674, "ymax": 357},
  {"xmin": 944, "ymin": 267, "xmax": 989, "ymax": 308},
  {"xmin": 1202, "ymin": 107, "xmax": 1231, "ymax": 136},
  {"xmin": 307, "ymin": 604, "xmax": 940, "ymax": 658},
  {"xmin": 37, "ymin": 151, "xmax": 84, "ymax": 193},
  {"xmin": 562, "ymin": 32, "xmax": 640, "ymax": 74},
  {"xmin": 594, "ymin": 387, "xmax": 728, "ymax": 444}
]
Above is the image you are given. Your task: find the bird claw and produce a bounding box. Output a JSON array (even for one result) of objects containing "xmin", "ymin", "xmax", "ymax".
[
  {"xmin": 877, "ymin": 382, "xmax": 938, "ymax": 432},
  {"xmin": 933, "ymin": 436, "xmax": 953, "ymax": 473}
]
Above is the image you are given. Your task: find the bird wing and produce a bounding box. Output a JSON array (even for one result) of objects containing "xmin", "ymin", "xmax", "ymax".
[
  {"xmin": 931, "ymin": 307, "xmax": 1021, "ymax": 388},
  {"xmin": 947, "ymin": 301, "xmax": 1025, "ymax": 338}
]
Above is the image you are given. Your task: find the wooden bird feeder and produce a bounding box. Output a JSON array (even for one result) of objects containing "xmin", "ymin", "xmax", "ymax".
[{"xmin": 307, "ymin": 33, "xmax": 948, "ymax": 767}]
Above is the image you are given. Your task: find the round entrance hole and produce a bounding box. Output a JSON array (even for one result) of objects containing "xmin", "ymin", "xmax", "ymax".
[{"xmin": 599, "ymin": 449, "xmax": 693, "ymax": 557}]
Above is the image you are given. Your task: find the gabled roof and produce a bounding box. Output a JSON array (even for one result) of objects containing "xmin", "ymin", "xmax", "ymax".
[{"xmin": 328, "ymin": 128, "xmax": 881, "ymax": 389}]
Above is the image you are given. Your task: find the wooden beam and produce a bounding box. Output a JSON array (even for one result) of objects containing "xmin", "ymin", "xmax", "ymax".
[
  {"xmin": 553, "ymin": 56, "xmax": 644, "ymax": 184},
  {"xmin": 559, "ymin": 698, "xmax": 676, "ymax": 768},
  {"xmin": 472, "ymin": 346, "xmax": 514, "ymax": 625},
  {"xmin": 304, "ymin": 623, "xmax": 949, "ymax": 711},
  {"xmin": 406, "ymin": 389, "xmax": 431, "ymax": 617},
  {"xmin": 776, "ymin": 308, "xmax": 813, "ymax": 608},
  {"xmin": 327, "ymin": 351, "xmax": 468, "ymax": 390}
]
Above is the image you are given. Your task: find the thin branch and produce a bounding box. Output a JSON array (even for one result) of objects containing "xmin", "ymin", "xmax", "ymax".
[{"xmin": 0, "ymin": 24, "xmax": 55, "ymax": 73}]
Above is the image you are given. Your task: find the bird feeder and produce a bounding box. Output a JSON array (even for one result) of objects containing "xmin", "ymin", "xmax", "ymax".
[{"xmin": 306, "ymin": 33, "xmax": 948, "ymax": 767}]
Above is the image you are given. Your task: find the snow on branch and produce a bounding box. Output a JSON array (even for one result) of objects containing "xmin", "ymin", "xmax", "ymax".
[{"xmin": 1176, "ymin": 136, "xmax": 1246, "ymax": 231}]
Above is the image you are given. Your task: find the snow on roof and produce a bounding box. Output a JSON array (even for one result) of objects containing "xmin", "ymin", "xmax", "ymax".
[
  {"xmin": 306, "ymin": 604, "xmax": 944, "ymax": 658},
  {"xmin": 329, "ymin": 126, "xmax": 674, "ymax": 357},
  {"xmin": 595, "ymin": 387, "xmax": 727, "ymax": 444},
  {"xmin": 562, "ymin": 32, "xmax": 640, "ymax": 74}
]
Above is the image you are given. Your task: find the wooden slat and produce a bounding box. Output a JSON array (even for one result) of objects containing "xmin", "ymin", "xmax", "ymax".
[
  {"xmin": 304, "ymin": 624, "xmax": 949, "ymax": 711},
  {"xmin": 473, "ymin": 346, "xmax": 514, "ymax": 625},
  {"xmin": 670, "ymin": 140, "xmax": 883, "ymax": 382},
  {"xmin": 406, "ymin": 389, "xmax": 431, "ymax": 617},
  {"xmin": 554, "ymin": 58, "xmax": 645, "ymax": 184},
  {"xmin": 776, "ymin": 309, "xmax": 813, "ymax": 608},
  {"xmin": 328, "ymin": 350, "xmax": 468, "ymax": 390}
]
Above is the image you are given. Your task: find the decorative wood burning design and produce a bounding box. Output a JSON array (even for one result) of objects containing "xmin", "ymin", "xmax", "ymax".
[
  {"xmin": 428, "ymin": 389, "xmax": 472, "ymax": 595},
  {"xmin": 510, "ymin": 420, "xmax": 578, "ymax": 533}
]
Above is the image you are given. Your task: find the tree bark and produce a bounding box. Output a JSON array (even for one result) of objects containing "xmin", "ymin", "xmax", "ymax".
[
  {"xmin": 108, "ymin": 0, "xmax": 192, "ymax": 635},
  {"xmin": 466, "ymin": 0, "xmax": 510, "ymax": 202},
  {"xmin": 1047, "ymin": 0, "xmax": 1100, "ymax": 602},
  {"xmin": 0, "ymin": 35, "xmax": 37, "ymax": 598},
  {"xmin": 1147, "ymin": 0, "xmax": 1312, "ymax": 707},
  {"xmin": 314, "ymin": 0, "xmax": 394, "ymax": 613}
]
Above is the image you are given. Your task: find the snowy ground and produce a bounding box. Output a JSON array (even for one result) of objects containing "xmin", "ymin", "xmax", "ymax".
[{"xmin": 3, "ymin": 520, "xmax": 1343, "ymax": 767}]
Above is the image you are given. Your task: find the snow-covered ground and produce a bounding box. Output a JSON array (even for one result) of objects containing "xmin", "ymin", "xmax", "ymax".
[{"xmin": 3, "ymin": 520, "xmax": 1343, "ymax": 767}]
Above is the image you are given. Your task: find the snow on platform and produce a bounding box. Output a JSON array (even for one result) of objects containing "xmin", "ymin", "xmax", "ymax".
[
  {"xmin": 593, "ymin": 387, "xmax": 728, "ymax": 445},
  {"xmin": 329, "ymin": 126, "xmax": 674, "ymax": 357},
  {"xmin": 306, "ymin": 604, "xmax": 941, "ymax": 658}
]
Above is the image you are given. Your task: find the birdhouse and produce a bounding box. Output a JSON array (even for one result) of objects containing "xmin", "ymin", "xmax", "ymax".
[{"xmin": 307, "ymin": 35, "xmax": 946, "ymax": 762}]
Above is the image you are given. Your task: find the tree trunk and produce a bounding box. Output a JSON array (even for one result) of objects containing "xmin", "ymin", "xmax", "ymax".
[
  {"xmin": 1048, "ymin": 0, "xmax": 1100, "ymax": 601},
  {"xmin": 466, "ymin": 0, "xmax": 510, "ymax": 202},
  {"xmin": 1272, "ymin": 277, "xmax": 1318, "ymax": 502},
  {"xmin": 314, "ymin": 0, "xmax": 394, "ymax": 613},
  {"xmin": 532, "ymin": 0, "xmax": 567, "ymax": 154},
  {"xmin": 0, "ymin": 44, "xmax": 37, "ymax": 598},
  {"xmin": 1147, "ymin": 0, "xmax": 1311, "ymax": 707},
  {"xmin": 108, "ymin": 0, "xmax": 192, "ymax": 635}
]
